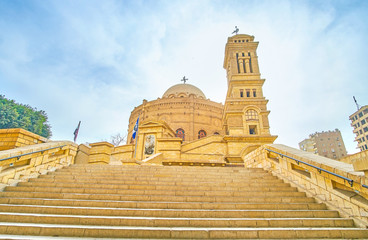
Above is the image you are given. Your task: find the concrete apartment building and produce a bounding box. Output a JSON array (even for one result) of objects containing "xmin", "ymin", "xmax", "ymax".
[
  {"xmin": 350, "ymin": 105, "xmax": 368, "ymax": 151},
  {"xmin": 299, "ymin": 129, "xmax": 347, "ymax": 160}
]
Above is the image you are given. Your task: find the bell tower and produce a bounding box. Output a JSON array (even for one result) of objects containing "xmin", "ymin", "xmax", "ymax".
[{"xmin": 223, "ymin": 34, "xmax": 277, "ymax": 143}]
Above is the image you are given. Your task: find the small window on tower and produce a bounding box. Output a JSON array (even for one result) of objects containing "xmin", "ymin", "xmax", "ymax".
[
  {"xmin": 246, "ymin": 89, "xmax": 250, "ymax": 97},
  {"xmin": 249, "ymin": 125, "xmax": 257, "ymax": 135},
  {"xmin": 252, "ymin": 89, "xmax": 256, "ymax": 97},
  {"xmin": 240, "ymin": 89, "xmax": 244, "ymax": 97}
]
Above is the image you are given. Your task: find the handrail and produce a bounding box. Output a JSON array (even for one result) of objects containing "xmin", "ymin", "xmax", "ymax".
[
  {"xmin": 265, "ymin": 148, "xmax": 354, "ymax": 187},
  {"xmin": 0, "ymin": 145, "xmax": 66, "ymax": 162}
]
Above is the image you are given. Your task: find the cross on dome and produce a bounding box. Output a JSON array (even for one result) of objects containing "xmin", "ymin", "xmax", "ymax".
[{"xmin": 181, "ymin": 76, "xmax": 188, "ymax": 84}]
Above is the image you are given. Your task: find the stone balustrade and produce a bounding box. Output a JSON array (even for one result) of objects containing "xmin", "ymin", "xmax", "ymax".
[
  {"xmin": 0, "ymin": 141, "xmax": 77, "ymax": 190},
  {"xmin": 243, "ymin": 144, "xmax": 368, "ymax": 228},
  {"xmin": 0, "ymin": 128, "xmax": 48, "ymax": 151}
]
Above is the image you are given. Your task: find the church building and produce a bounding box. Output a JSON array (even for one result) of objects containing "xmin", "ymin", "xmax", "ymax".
[{"xmin": 126, "ymin": 34, "xmax": 277, "ymax": 162}]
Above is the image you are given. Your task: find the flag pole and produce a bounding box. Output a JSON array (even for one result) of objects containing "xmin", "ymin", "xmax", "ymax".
[
  {"xmin": 134, "ymin": 133, "xmax": 139, "ymax": 159},
  {"xmin": 73, "ymin": 121, "xmax": 81, "ymax": 143},
  {"xmin": 133, "ymin": 115, "xmax": 140, "ymax": 159}
]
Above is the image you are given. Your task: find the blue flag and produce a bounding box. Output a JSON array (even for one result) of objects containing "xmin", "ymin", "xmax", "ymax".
[{"xmin": 132, "ymin": 116, "xmax": 140, "ymax": 139}]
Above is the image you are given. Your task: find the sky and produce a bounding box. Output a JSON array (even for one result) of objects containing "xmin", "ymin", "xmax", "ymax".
[{"xmin": 0, "ymin": 0, "xmax": 367, "ymax": 154}]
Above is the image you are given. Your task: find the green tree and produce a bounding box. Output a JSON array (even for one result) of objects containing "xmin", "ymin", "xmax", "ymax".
[{"xmin": 0, "ymin": 95, "xmax": 52, "ymax": 138}]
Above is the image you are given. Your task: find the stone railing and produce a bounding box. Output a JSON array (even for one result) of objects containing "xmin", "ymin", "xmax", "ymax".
[
  {"xmin": 0, "ymin": 141, "xmax": 77, "ymax": 190},
  {"xmin": 243, "ymin": 144, "xmax": 368, "ymax": 228}
]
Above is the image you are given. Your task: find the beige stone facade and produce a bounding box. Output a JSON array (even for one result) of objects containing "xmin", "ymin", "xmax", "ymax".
[
  {"xmin": 350, "ymin": 105, "xmax": 368, "ymax": 151},
  {"xmin": 299, "ymin": 129, "xmax": 347, "ymax": 160},
  {"xmin": 127, "ymin": 84, "xmax": 224, "ymax": 143}
]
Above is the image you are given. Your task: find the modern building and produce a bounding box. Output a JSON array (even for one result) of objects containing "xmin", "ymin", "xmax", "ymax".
[
  {"xmin": 299, "ymin": 129, "xmax": 347, "ymax": 159},
  {"xmin": 349, "ymin": 105, "xmax": 368, "ymax": 151}
]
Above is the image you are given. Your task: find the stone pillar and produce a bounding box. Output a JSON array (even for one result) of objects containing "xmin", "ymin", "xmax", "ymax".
[{"xmin": 89, "ymin": 142, "xmax": 114, "ymax": 164}]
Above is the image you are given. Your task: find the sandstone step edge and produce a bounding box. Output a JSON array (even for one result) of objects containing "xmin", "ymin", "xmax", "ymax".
[
  {"xmin": 0, "ymin": 203, "xmax": 335, "ymax": 217},
  {"xmin": 0, "ymin": 222, "xmax": 367, "ymax": 239}
]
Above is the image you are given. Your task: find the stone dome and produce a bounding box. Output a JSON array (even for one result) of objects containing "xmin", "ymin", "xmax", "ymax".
[{"xmin": 162, "ymin": 83, "xmax": 206, "ymax": 99}]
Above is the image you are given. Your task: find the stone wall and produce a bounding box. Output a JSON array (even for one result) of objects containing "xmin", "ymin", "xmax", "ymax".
[
  {"xmin": 127, "ymin": 96, "xmax": 224, "ymax": 143},
  {"xmin": 0, "ymin": 128, "xmax": 48, "ymax": 151},
  {"xmin": 243, "ymin": 144, "xmax": 368, "ymax": 228},
  {"xmin": 111, "ymin": 144, "xmax": 135, "ymax": 164},
  {"xmin": 340, "ymin": 149, "xmax": 368, "ymax": 164},
  {"xmin": 0, "ymin": 141, "xmax": 77, "ymax": 190}
]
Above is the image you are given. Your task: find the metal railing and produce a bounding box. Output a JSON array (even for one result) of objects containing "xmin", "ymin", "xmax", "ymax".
[
  {"xmin": 265, "ymin": 148, "xmax": 354, "ymax": 187},
  {"xmin": 0, "ymin": 145, "xmax": 66, "ymax": 163}
]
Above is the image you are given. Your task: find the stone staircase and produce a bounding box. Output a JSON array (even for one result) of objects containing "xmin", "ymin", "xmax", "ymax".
[{"xmin": 0, "ymin": 164, "xmax": 367, "ymax": 239}]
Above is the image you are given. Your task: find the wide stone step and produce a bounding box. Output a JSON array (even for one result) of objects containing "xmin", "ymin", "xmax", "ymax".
[
  {"xmin": 29, "ymin": 177, "xmax": 288, "ymax": 188},
  {"xmin": 0, "ymin": 191, "xmax": 314, "ymax": 204},
  {"xmin": 56, "ymin": 166, "xmax": 267, "ymax": 173},
  {"xmin": 40, "ymin": 174, "xmax": 279, "ymax": 182},
  {"xmin": 18, "ymin": 181, "xmax": 296, "ymax": 192},
  {"xmin": 0, "ymin": 203, "xmax": 336, "ymax": 218},
  {"xmin": 0, "ymin": 196, "xmax": 324, "ymax": 210},
  {"xmin": 5, "ymin": 186, "xmax": 306, "ymax": 198},
  {"xmin": 66, "ymin": 165, "xmax": 265, "ymax": 172},
  {"xmin": 50, "ymin": 170, "xmax": 271, "ymax": 177},
  {"xmin": 0, "ymin": 223, "xmax": 366, "ymax": 239},
  {"xmin": 0, "ymin": 212, "xmax": 354, "ymax": 228}
]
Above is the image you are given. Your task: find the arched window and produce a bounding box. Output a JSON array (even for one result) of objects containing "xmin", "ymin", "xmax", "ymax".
[
  {"xmin": 245, "ymin": 109, "xmax": 258, "ymax": 120},
  {"xmin": 214, "ymin": 132, "xmax": 219, "ymax": 135},
  {"xmin": 198, "ymin": 130, "xmax": 207, "ymax": 139},
  {"xmin": 176, "ymin": 128, "xmax": 185, "ymax": 141}
]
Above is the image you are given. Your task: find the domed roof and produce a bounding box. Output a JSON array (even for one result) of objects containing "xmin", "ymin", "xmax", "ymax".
[{"xmin": 162, "ymin": 83, "xmax": 206, "ymax": 99}]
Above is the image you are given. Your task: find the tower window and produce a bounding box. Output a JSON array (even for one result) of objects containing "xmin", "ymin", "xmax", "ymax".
[
  {"xmin": 176, "ymin": 128, "xmax": 185, "ymax": 141},
  {"xmin": 198, "ymin": 130, "xmax": 207, "ymax": 139},
  {"xmin": 249, "ymin": 125, "xmax": 257, "ymax": 135},
  {"xmin": 246, "ymin": 89, "xmax": 250, "ymax": 97},
  {"xmin": 246, "ymin": 110, "xmax": 258, "ymax": 120},
  {"xmin": 252, "ymin": 89, "xmax": 256, "ymax": 97},
  {"xmin": 240, "ymin": 89, "xmax": 244, "ymax": 97},
  {"xmin": 236, "ymin": 53, "xmax": 240, "ymax": 73}
]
